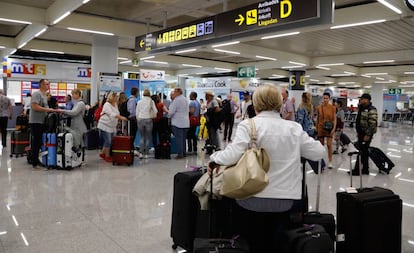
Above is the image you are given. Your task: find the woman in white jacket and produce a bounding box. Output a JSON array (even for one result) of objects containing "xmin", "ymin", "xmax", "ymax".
[
  {"xmin": 208, "ymin": 84, "xmax": 325, "ymax": 253},
  {"xmin": 136, "ymin": 88, "xmax": 158, "ymax": 159}
]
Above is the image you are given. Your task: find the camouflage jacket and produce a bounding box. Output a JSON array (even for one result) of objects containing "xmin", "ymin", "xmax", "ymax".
[{"xmin": 356, "ymin": 103, "xmax": 377, "ymax": 136}]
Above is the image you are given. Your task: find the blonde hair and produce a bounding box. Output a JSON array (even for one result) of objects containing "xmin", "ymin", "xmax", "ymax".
[
  {"xmin": 106, "ymin": 91, "xmax": 118, "ymax": 103},
  {"xmin": 299, "ymin": 92, "xmax": 313, "ymax": 115},
  {"xmin": 71, "ymin": 89, "xmax": 82, "ymax": 96},
  {"xmin": 143, "ymin": 89, "xmax": 151, "ymax": 97},
  {"xmin": 252, "ymin": 84, "xmax": 282, "ymax": 113}
]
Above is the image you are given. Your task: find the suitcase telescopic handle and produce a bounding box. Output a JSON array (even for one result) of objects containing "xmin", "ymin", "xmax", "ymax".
[{"xmin": 347, "ymin": 151, "xmax": 363, "ymax": 189}]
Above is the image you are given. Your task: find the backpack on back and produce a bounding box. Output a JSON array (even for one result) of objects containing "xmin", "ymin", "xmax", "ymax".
[
  {"xmin": 221, "ymin": 99, "xmax": 232, "ymax": 115},
  {"xmin": 119, "ymin": 99, "xmax": 130, "ymax": 118}
]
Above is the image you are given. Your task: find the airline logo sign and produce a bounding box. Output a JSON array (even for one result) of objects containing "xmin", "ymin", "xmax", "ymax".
[
  {"xmin": 135, "ymin": 18, "xmax": 214, "ymax": 52},
  {"xmin": 216, "ymin": 0, "xmax": 318, "ymax": 36},
  {"xmin": 10, "ymin": 62, "xmax": 46, "ymax": 76},
  {"xmin": 140, "ymin": 69, "xmax": 165, "ymax": 81},
  {"xmin": 77, "ymin": 67, "xmax": 91, "ymax": 78}
]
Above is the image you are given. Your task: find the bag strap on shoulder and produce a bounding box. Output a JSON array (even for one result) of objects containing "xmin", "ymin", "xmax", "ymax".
[{"xmin": 248, "ymin": 118, "xmax": 257, "ymax": 148}]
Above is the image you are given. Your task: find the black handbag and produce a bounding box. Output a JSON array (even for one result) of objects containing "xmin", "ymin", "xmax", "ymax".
[
  {"xmin": 321, "ymin": 107, "xmax": 334, "ymax": 132},
  {"xmin": 323, "ymin": 121, "xmax": 334, "ymax": 132}
]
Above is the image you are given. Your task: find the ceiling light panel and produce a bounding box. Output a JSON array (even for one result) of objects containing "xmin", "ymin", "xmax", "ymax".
[
  {"xmin": 213, "ymin": 49, "xmax": 240, "ymax": 55},
  {"xmin": 211, "ymin": 41, "xmax": 240, "ymax": 48},
  {"xmin": 256, "ymin": 55, "xmax": 277, "ymax": 61},
  {"xmin": 52, "ymin": 11, "xmax": 71, "ymax": 25},
  {"xmin": 318, "ymin": 63, "xmax": 344, "ymax": 66},
  {"xmin": 67, "ymin": 27, "xmax": 114, "ymax": 36},
  {"xmin": 144, "ymin": 60, "xmax": 168, "ymax": 65},
  {"xmin": 0, "ymin": 18, "xmax": 32, "ymax": 25},
  {"xmin": 289, "ymin": 61, "xmax": 306, "ymax": 66},
  {"xmin": 261, "ymin": 31, "xmax": 300, "ymax": 40},
  {"xmin": 377, "ymin": 0, "xmax": 402, "ymax": 14},
  {"xmin": 330, "ymin": 19, "xmax": 386, "ymax": 29},
  {"xmin": 175, "ymin": 49, "xmax": 197, "ymax": 54},
  {"xmin": 30, "ymin": 49, "xmax": 64, "ymax": 54},
  {"xmin": 363, "ymin": 60, "xmax": 395, "ymax": 64},
  {"xmin": 182, "ymin": 64, "xmax": 202, "ymax": 68}
]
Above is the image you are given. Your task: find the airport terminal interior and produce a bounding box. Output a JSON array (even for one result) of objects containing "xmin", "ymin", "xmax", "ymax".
[
  {"xmin": 0, "ymin": 123, "xmax": 413, "ymax": 252},
  {"xmin": 1, "ymin": 0, "xmax": 414, "ymax": 252}
]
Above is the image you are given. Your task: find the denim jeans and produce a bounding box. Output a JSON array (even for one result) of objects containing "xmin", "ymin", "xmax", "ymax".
[
  {"xmin": 138, "ymin": 118, "xmax": 153, "ymax": 155},
  {"xmin": 172, "ymin": 126, "xmax": 188, "ymax": 157}
]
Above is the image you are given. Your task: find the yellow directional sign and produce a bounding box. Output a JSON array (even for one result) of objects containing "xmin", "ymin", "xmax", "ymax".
[
  {"xmin": 235, "ymin": 14, "xmax": 245, "ymax": 26},
  {"xmin": 157, "ymin": 35, "xmax": 163, "ymax": 44},
  {"xmin": 246, "ymin": 9, "xmax": 257, "ymax": 25},
  {"xmin": 139, "ymin": 40, "xmax": 145, "ymax": 48}
]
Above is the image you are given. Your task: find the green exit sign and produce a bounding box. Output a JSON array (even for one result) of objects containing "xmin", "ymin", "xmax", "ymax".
[
  {"xmin": 389, "ymin": 88, "xmax": 402, "ymax": 94},
  {"xmin": 238, "ymin": 66, "xmax": 256, "ymax": 78}
]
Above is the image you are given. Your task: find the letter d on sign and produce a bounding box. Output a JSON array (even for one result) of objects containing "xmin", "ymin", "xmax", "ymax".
[{"xmin": 280, "ymin": 0, "xmax": 292, "ymax": 19}]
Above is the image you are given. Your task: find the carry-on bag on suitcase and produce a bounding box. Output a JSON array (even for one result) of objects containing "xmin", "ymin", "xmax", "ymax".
[
  {"xmin": 193, "ymin": 164, "xmax": 250, "ymax": 253},
  {"xmin": 112, "ymin": 121, "xmax": 134, "ymax": 166},
  {"xmin": 336, "ymin": 151, "xmax": 402, "ymax": 253},
  {"xmin": 15, "ymin": 115, "xmax": 29, "ymax": 131},
  {"xmin": 282, "ymin": 224, "xmax": 333, "ymax": 253},
  {"xmin": 10, "ymin": 130, "xmax": 30, "ymax": 157}
]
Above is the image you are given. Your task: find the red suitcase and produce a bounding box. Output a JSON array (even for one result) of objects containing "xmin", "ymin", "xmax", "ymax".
[{"xmin": 112, "ymin": 121, "xmax": 134, "ymax": 166}]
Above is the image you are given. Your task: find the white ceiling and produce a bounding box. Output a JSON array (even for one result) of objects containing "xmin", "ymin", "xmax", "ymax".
[{"xmin": 0, "ymin": 0, "xmax": 414, "ymax": 91}]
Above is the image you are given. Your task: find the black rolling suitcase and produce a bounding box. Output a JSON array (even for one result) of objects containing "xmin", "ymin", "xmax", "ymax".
[
  {"xmin": 340, "ymin": 132, "xmax": 351, "ymax": 145},
  {"xmin": 336, "ymin": 151, "xmax": 402, "ymax": 253},
  {"xmin": 84, "ymin": 128, "xmax": 100, "ymax": 150},
  {"xmin": 10, "ymin": 130, "xmax": 30, "ymax": 157},
  {"xmin": 368, "ymin": 146, "xmax": 395, "ymax": 174},
  {"xmin": 171, "ymin": 170, "xmax": 205, "ymax": 252}
]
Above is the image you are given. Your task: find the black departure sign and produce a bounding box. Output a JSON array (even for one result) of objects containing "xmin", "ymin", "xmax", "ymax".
[
  {"xmin": 216, "ymin": 0, "xmax": 318, "ymax": 36},
  {"xmin": 135, "ymin": 0, "xmax": 329, "ymax": 52},
  {"xmin": 135, "ymin": 18, "xmax": 215, "ymax": 52}
]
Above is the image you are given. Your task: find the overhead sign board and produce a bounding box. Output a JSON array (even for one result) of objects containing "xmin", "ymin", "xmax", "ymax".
[
  {"xmin": 216, "ymin": 0, "xmax": 318, "ymax": 36},
  {"xmin": 135, "ymin": 18, "xmax": 215, "ymax": 52},
  {"xmin": 135, "ymin": 0, "xmax": 331, "ymax": 52},
  {"xmin": 238, "ymin": 66, "xmax": 256, "ymax": 78}
]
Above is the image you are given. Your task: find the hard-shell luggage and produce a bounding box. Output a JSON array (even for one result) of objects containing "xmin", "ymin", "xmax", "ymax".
[
  {"xmin": 154, "ymin": 142, "xmax": 171, "ymax": 159},
  {"xmin": 368, "ymin": 146, "xmax": 395, "ymax": 174},
  {"xmin": 112, "ymin": 121, "xmax": 134, "ymax": 166},
  {"xmin": 112, "ymin": 136, "xmax": 134, "ymax": 165},
  {"xmin": 336, "ymin": 151, "xmax": 402, "ymax": 253},
  {"xmin": 42, "ymin": 133, "xmax": 57, "ymax": 168},
  {"xmin": 171, "ymin": 170, "xmax": 205, "ymax": 252},
  {"xmin": 84, "ymin": 128, "xmax": 100, "ymax": 150},
  {"xmin": 10, "ymin": 130, "xmax": 30, "ymax": 157},
  {"xmin": 340, "ymin": 132, "xmax": 351, "ymax": 145},
  {"xmin": 57, "ymin": 132, "xmax": 83, "ymax": 170},
  {"xmin": 282, "ymin": 224, "xmax": 334, "ymax": 253}
]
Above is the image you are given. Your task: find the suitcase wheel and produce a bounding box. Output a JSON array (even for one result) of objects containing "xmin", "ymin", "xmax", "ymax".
[
  {"xmin": 112, "ymin": 162, "xmax": 115, "ymax": 166},
  {"xmin": 172, "ymin": 244, "xmax": 177, "ymax": 250}
]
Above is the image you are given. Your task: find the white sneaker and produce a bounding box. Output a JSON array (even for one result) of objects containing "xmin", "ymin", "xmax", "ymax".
[
  {"xmin": 144, "ymin": 155, "xmax": 149, "ymax": 159},
  {"xmin": 328, "ymin": 163, "xmax": 333, "ymax": 169}
]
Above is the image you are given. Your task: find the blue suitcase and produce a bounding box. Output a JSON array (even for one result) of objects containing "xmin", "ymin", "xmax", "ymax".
[{"xmin": 42, "ymin": 133, "xmax": 57, "ymax": 168}]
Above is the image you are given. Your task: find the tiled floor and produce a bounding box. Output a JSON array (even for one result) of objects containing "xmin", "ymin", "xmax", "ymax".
[{"xmin": 0, "ymin": 123, "xmax": 413, "ymax": 253}]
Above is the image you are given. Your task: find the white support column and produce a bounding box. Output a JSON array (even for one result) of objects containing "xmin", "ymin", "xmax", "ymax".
[
  {"xmin": 91, "ymin": 34, "xmax": 118, "ymax": 105},
  {"xmin": 371, "ymin": 84, "xmax": 384, "ymax": 123}
]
